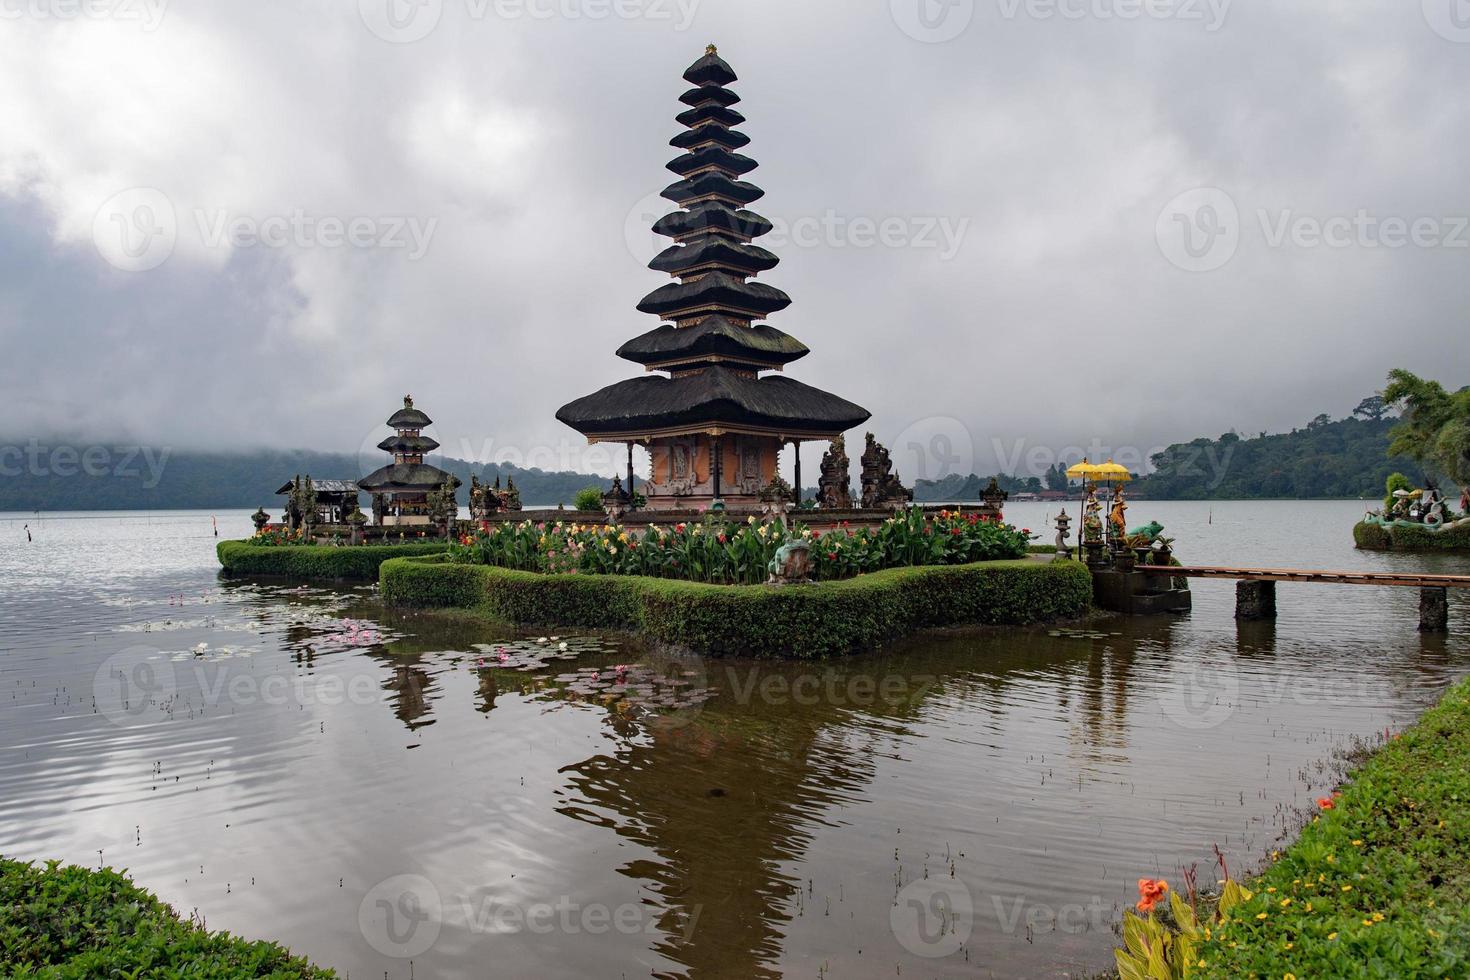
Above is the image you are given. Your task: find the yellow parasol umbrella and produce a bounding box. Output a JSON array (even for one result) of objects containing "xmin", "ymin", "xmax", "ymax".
[
  {"xmin": 1066, "ymin": 459, "xmax": 1100, "ymax": 481},
  {"xmin": 1092, "ymin": 460, "xmax": 1133, "ymax": 484}
]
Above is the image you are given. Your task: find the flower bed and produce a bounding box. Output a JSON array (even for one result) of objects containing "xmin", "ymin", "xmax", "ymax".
[
  {"xmin": 380, "ymin": 555, "xmax": 1093, "ymax": 659},
  {"xmin": 448, "ymin": 509, "xmax": 1033, "ymax": 584},
  {"xmin": 0, "ymin": 856, "xmax": 332, "ymax": 977},
  {"xmin": 216, "ymin": 540, "xmax": 451, "ymax": 580}
]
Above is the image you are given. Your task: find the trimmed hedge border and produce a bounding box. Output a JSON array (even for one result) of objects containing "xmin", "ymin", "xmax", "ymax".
[
  {"xmin": 1354, "ymin": 519, "xmax": 1470, "ymax": 552},
  {"xmin": 0, "ymin": 856, "xmax": 332, "ymax": 977},
  {"xmin": 380, "ymin": 556, "xmax": 1094, "ymax": 659},
  {"xmin": 216, "ymin": 540, "xmax": 451, "ymax": 581}
]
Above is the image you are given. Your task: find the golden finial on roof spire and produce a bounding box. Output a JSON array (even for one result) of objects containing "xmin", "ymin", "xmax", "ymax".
[{"xmin": 706, "ymin": 43, "xmax": 717, "ymax": 55}]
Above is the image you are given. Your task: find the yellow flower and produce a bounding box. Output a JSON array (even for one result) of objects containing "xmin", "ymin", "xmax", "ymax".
[
  {"xmin": 1304, "ymin": 903, "xmax": 1314, "ymax": 912},
  {"xmin": 1256, "ymin": 912, "xmax": 1269, "ymax": 920},
  {"xmin": 1351, "ymin": 839, "xmax": 1364, "ymax": 847},
  {"xmin": 1285, "ymin": 973, "xmax": 1297, "ymax": 980},
  {"xmin": 1280, "ymin": 898, "xmax": 1292, "ymax": 907},
  {"xmin": 1327, "ymin": 932, "xmax": 1339, "ymax": 941},
  {"xmin": 1267, "ymin": 887, "xmax": 1278, "ymax": 894},
  {"xmin": 1371, "ymin": 912, "xmax": 1385, "ymax": 922},
  {"xmin": 1341, "ymin": 885, "xmax": 1353, "ymax": 892}
]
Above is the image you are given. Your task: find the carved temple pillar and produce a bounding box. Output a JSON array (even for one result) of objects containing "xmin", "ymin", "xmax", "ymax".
[
  {"xmin": 711, "ymin": 436, "xmax": 722, "ymax": 499},
  {"xmin": 792, "ymin": 441, "xmax": 802, "ymax": 506}
]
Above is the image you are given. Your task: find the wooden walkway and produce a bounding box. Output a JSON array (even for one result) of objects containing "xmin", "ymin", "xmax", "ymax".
[{"xmin": 1139, "ymin": 566, "xmax": 1470, "ymax": 590}]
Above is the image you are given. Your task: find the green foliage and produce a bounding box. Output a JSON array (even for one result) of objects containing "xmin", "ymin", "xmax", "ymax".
[
  {"xmin": 0, "ymin": 448, "xmax": 614, "ymax": 511},
  {"xmin": 1384, "ymin": 369, "xmax": 1470, "ymax": 487},
  {"xmin": 1383, "ymin": 472, "xmax": 1414, "ymax": 512},
  {"xmin": 1197, "ymin": 674, "xmax": 1470, "ymax": 979},
  {"xmin": 1354, "ymin": 520, "xmax": 1470, "ymax": 552},
  {"xmin": 445, "ymin": 510, "xmax": 1032, "ymax": 586},
  {"xmin": 914, "ymin": 472, "xmax": 1042, "ymax": 502},
  {"xmin": 0, "ymin": 856, "xmax": 332, "ymax": 977},
  {"xmin": 217, "ymin": 540, "xmax": 450, "ymax": 579},
  {"xmin": 1137, "ymin": 413, "xmax": 1416, "ymax": 499},
  {"xmin": 573, "ymin": 485, "xmax": 605, "ymax": 512},
  {"xmin": 381, "ymin": 558, "xmax": 1093, "ymax": 659}
]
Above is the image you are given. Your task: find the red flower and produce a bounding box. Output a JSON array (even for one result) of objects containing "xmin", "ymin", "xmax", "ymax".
[
  {"xmin": 828, "ymin": 552, "xmax": 838, "ymax": 561},
  {"xmin": 675, "ymin": 523, "xmax": 686, "ymax": 533},
  {"xmin": 1136, "ymin": 879, "xmax": 1169, "ymax": 913},
  {"xmin": 717, "ymin": 533, "xmax": 727, "ymax": 544},
  {"xmin": 1316, "ymin": 797, "xmax": 1335, "ymax": 810},
  {"xmin": 1022, "ymin": 528, "xmax": 1031, "ymax": 535}
]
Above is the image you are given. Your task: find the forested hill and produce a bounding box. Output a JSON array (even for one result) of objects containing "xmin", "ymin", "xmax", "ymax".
[
  {"xmin": 1134, "ymin": 415, "xmax": 1417, "ymax": 500},
  {"xmin": 0, "ymin": 447, "xmax": 610, "ymax": 512}
]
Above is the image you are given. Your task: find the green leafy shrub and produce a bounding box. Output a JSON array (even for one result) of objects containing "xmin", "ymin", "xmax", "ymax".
[
  {"xmin": 573, "ymin": 485, "xmax": 605, "ymax": 512},
  {"xmin": 381, "ymin": 557, "xmax": 1093, "ymax": 658},
  {"xmin": 447, "ymin": 509, "xmax": 1032, "ymax": 586},
  {"xmin": 1354, "ymin": 520, "xmax": 1470, "ymax": 552},
  {"xmin": 1383, "ymin": 472, "xmax": 1414, "ymax": 512},
  {"xmin": 217, "ymin": 540, "xmax": 450, "ymax": 580},
  {"xmin": 0, "ymin": 856, "xmax": 332, "ymax": 977}
]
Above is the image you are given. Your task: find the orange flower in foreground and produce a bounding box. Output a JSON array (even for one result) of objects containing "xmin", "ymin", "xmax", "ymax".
[
  {"xmin": 1136, "ymin": 878, "xmax": 1169, "ymax": 912},
  {"xmin": 1316, "ymin": 797, "xmax": 1335, "ymax": 810}
]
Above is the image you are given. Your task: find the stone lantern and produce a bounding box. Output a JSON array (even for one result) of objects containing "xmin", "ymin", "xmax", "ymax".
[{"xmin": 251, "ymin": 508, "xmax": 270, "ymax": 533}]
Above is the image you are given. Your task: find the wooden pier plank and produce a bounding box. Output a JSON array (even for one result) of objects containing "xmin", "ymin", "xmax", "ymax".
[{"xmin": 1138, "ymin": 566, "xmax": 1470, "ymax": 589}]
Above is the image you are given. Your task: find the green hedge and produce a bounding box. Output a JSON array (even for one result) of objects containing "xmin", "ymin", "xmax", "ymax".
[
  {"xmin": 381, "ymin": 557, "xmax": 1094, "ymax": 659},
  {"xmin": 216, "ymin": 540, "xmax": 451, "ymax": 580},
  {"xmin": 1354, "ymin": 520, "xmax": 1470, "ymax": 552},
  {"xmin": 0, "ymin": 856, "xmax": 332, "ymax": 977},
  {"xmin": 1197, "ymin": 674, "xmax": 1470, "ymax": 978}
]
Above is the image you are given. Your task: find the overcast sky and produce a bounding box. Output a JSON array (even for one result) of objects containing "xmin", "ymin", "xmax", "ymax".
[{"xmin": 2, "ymin": 0, "xmax": 1468, "ymax": 482}]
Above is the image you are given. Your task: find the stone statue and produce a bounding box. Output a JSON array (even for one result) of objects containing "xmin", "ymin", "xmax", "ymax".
[
  {"xmin": 759, "ymin": 475, "xmax": 794, "ymax": 526},
  {"xmin": 251, "ymin": 507, "xmax": 271, "ymax": 533},
  {"xmin": 1082, "ymin": 485, "xmax": 1103, "ymax": 545},
  {"xmin": 1126, "ymin": 520, "xmax": 1165, "ymax": 544},
  {"xmin": 980, "ymin": 477, "xmax": 1008, "ymax": 521},
  {"xmin": 1108, "ymin": 489, "xmax": 1128, "ymax": 539},
  {"xmin": 344, "ymin": 501, "xmax": 368, "ymax": 545},
  {"xmin": 470, "ymin": 475, "xmax": 502, "ymax": 520},
  {"xmin": 860, "ymin": 433, "xmax": 913, "ymax": 510},
  {"xmin": 817, "ymin": 436, "xmax": 853, "ymax": 510},
  {"xmin": 1053, "ymin": 510, "xmax": 1072, "ymax": 559},
  {"xmin": 602, "ymin": 475, "xmax": 631, "ymax": 521},
  {"xmin": 502, "ymin": 477, "xmax": 522, "ymax": 512},
  {"xmin": 766, "ymin": 538, "xmax": 813, "ymax": 585}
]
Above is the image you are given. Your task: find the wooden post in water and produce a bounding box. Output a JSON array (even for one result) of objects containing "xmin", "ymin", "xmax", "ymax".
[
  {"xmin": 1420, "ymin": 587, "xmax": 1449, "ymax": 632},
  {"xmin": 1236, "ymin": 580, "xmax": 1277, "ymax": 620}
]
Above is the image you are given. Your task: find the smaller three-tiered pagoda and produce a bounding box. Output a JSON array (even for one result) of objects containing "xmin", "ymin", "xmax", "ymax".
[
  {"xmin": 359, "ymin": 396, "xmax": 460, "ymax": 525},
  {"xmin": 556, "ymin": 46, "xmax": 870, "ymax": 511}
]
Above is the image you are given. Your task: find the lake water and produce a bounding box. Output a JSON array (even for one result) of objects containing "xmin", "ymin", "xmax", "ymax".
[{"xmin": 2, "ymin": 502, "xmax": 1468, "ymax": 979}]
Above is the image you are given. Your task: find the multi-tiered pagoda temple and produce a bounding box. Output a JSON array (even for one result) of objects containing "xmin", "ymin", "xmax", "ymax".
[
  {"xmin": 359, "ymin": 396, "xmax": 460, "ymax": 526},
  {"xmin": 557, "ymin": 46, "xmax": 870, "ymax": 512}
]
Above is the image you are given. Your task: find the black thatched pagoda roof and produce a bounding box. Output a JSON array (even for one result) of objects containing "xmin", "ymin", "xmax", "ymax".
[
  {"xmin": 648, "ymin": 237, "xmax": 778, "ymax": 277},
  {"xmin": 556, "ymin": 367, "xmax": 868, "ymax": 439},
  {"xmin": 665, "ymin": 146, "xmax": 757, "ymax": 178},
  {"xmin": 556, "ymin": 47, "xmax": 869, "ymax": 444},
  {"xmin": 653, "ymin": 203, "xmax": 772, "ymax": 241},
  {"xmin": 616, "ymin": 317, "xmax": 808, "ymax": 367},
  {"xmin": 378, "ymin": 433, "xmax": 441, "ymax": 454},
  {"xmin": 637, "ymin": 272, "xmax": 791, "ymax": 319},
  {"xmin": 358, "ymin": 463, "xmax": 460, "ymax": 493},
  {"xmin": 679, "ymin": 84, "xmax": 740, "ymax": 108},
  {"xmin": 682, "ymin": 48, "xmax": 737, "ymax": 86},
  {"xmin": 387, "ymin": 396, "xmax": 432, "ymax": 429}
]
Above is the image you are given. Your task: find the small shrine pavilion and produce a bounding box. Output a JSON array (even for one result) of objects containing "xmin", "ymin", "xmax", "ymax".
[
  {"xmin": 557, "ymin": 46, "xmax": 870, "ymax": 512},
  {"xmin": 359, "ymin": 396, "xmax": 460, "ymax": 525}
]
